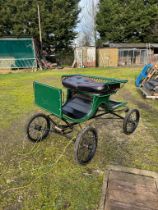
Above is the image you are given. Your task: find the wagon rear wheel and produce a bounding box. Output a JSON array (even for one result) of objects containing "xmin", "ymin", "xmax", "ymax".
[
  {"xmin": 74, "ymin": 126, "xmax": 98, "ymax": 165},
  {"xmin": 26, "ymin": 113, "xmax": 50, "ymax": 142},
  {"xmin": 123, "ymin": 109, "xmax": 140, "ymax": 135}
]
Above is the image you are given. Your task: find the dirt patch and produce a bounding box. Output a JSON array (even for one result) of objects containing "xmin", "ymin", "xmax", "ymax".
[
  {"xmin": 0, "ymin": 69, "xmax": 12, "ymax": 74},
  {"xmin": 123, "ymin": 90, "xmax": 157, "ymax": 112},
  {"xmin": 0, "ymin": 67, "xmax": 73, "ymax": 75},
  {"xmin": 0, "ymin": 113, "xmax": 30, "ymax": 163},
  {"xmin": 0, "ymin": 69, "xmax": 35, "ymax": 74}
]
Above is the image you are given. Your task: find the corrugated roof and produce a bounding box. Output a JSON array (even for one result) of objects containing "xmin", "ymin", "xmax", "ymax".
[
  {"xmin": 109, "ymin": 43, "xmax": 147, "ymax": 48},
  {"xmin": 103, "ymin": 43, "xmax": 158, "ymax": 48},
  {"xmin": 150, "ymin": 43, "xmax": 158, "ymax": 48}
]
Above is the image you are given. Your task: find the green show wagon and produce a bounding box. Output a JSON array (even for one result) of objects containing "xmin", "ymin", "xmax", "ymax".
[{"xmin": 26, "ymin": 74, "xmax": 140, "ymax": 165}]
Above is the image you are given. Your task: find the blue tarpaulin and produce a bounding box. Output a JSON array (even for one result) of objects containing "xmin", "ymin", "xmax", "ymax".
[{"xmin": 135, "ymin": 64, "xmax": 153, "ymax": 87}]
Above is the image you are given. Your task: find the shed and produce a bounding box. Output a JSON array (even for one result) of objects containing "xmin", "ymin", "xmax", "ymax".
[
  {"xmin": 74, "ymin": 47, "xmax": 96, "ymax": 68},
  {"xmin": 100, "ymin": 43, "xmax": 158, "ymax": 66},
  {"xmin": 0, "ymin": 38, "xmax": 37, "ymax": 69},
  {"xmin": 97, "ymin": 48, "xmax": 118, "ymax": 67}
]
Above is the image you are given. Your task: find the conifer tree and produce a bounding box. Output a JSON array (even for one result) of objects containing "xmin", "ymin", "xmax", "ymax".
[
  {"xmin": 96, "ymin": 0, "xmax": 158, "ymax": 43},
  {"xmin": 0, "ymin": 0, "xmax": 80, "ymax": 50}
]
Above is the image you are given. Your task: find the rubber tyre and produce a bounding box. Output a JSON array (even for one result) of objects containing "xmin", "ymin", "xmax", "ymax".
[
  {"xmin": 123, "ymin": 109, "xmax": 140, "ymax": 135},
  {"xmin": 26, "ymin": 113, "xmax": 50, "ymax": 142},
  {"xmin": 74, "ymin": 126, "xmax": 98, "ymax": 165}
]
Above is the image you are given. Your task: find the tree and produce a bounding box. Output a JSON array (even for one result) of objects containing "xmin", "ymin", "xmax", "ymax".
[
  {"xmin": 96, "ymin": 0, "xmax": 158, "ymax": 43},
  {"xmin": 0, "ymin": 0, "xmax": 80, "ymax": 51}
]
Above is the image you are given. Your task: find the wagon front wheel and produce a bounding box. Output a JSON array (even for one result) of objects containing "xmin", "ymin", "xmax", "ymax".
[
  {"xmin": 123, "ymin": 109, "xmax": 140, "ymax": 135},
  {"xmin": 74, "ymin": 126, "xmax": 98, "ymax": 165},
  {"xmin": 26, "ymin": 113, "xmax": 50, "ymax": 142}
]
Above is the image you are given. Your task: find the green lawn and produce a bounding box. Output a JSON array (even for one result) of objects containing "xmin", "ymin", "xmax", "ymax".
[{"xmin": 0, "ymin": 67, "xmax": 158, "ymax": 210}]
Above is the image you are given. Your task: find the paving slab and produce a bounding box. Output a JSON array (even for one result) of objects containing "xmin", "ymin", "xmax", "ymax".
[{"xmin": 99, "ymin": 165, "xmax": 158, "ymax": 210}]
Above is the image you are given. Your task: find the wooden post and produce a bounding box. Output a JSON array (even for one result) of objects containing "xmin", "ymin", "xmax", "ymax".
[{"xmin": 37, "ymin": 4, "xmax": 42, "ymax": 51}]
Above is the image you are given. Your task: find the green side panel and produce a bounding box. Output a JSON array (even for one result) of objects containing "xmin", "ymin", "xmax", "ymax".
[
  {"xmin": 0, "ymin": 38, "xmax": 37, "ymax": 69},
  {"xmin": 34, "ymin": 82, "xmax": 62, "ymax": 118}
]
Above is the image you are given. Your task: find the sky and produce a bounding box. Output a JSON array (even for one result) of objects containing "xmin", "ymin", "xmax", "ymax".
[
  {"xmin": 75, "ymin": 0, "xmax": 99, "ymax": 46},
  {"xmin": 77, "ymin": 0, "xmax": 99, "ymax": 32}
]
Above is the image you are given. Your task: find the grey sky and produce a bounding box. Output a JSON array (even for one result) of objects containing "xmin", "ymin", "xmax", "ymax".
[
  {"xmin": 75, "ymin": 0, "xmax": 99, "ymax": 46},
  {"xmin": 77, "ymin": 0, "xmax": 99, "ymax": 32}
]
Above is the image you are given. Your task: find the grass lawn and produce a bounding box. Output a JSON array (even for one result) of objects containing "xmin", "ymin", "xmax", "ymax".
[{"xmin": 0, "ymin": 67, "xmax": 158, "ymax": 210}]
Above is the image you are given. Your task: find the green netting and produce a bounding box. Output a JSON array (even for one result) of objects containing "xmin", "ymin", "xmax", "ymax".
[{"xmin": 0, "ymin": 38, "xmax": 37, "ymax": 69}]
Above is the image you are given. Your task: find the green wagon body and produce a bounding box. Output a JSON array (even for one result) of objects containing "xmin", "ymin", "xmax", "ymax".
[
  {"xmin": 33, "ymin": 74, "xmax": 128, "ymax": 123},
  {"xmin": 27, "ymin": 74, "xmax": 140, "ymax": 165}
]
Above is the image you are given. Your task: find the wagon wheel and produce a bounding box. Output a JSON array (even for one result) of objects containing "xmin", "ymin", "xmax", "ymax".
[
  {"xmin": 26, "ymin": 113, "xmax": 50, "ymax": 142},
  {"xmin": 123, "ymin": 109, "xmax": 140, "ymax": 135},
  {"xmin": 74, "ymin": 126, "xmax": 98, "ymax": 165}
]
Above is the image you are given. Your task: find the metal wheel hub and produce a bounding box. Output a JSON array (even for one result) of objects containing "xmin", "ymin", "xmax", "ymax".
[{"xmin": 34, "ymin": 124, "xmax": 42, "ymax": 131}]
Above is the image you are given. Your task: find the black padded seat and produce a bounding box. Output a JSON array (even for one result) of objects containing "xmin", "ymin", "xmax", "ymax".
[
  {"xmin": 62, "ymin": 75, "xmax": 107, "ymax": 93},
  {"xmin": 62, "ymin": 95, "xmax": 92, "ymax": 119}
]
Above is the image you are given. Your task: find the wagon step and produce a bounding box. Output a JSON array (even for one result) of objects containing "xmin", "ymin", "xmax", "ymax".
[{"xmin": 107, "ymin": 100, "xmax": 126, "ymax": 110}]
